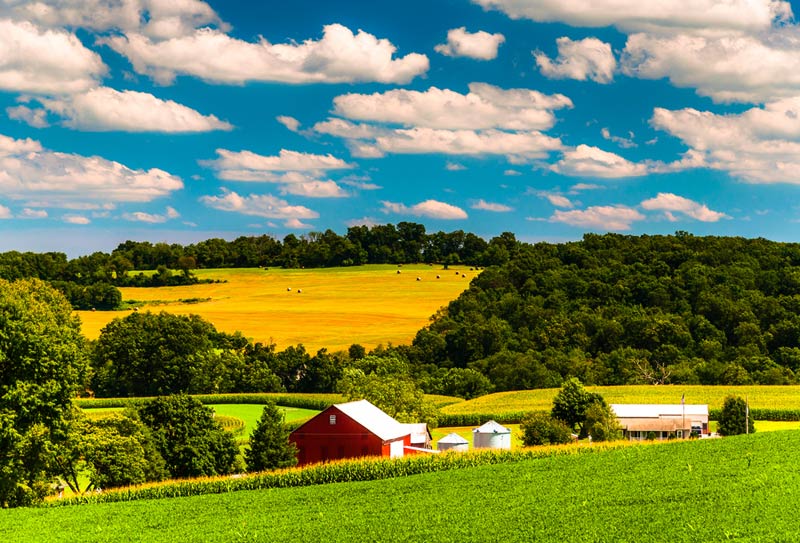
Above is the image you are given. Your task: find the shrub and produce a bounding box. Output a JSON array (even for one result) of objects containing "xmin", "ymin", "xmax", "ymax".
[{"xmin": 520, "ymin": 412, "xmax": 573, "ymax": 446}]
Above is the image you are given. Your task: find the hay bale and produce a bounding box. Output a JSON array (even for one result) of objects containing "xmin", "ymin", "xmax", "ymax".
[
  {"xmin": 462, "ymin": 274, "xmax": 466, "ymax": 278},
  {"xmin": 416, "ymin": 277, "xmax": 421, "ymax": 281},
  {"xmin": 436, "ymin": 275, "xmax": 440, "ymax": 279},
  {"xmin": 397, "ymin": 270, "xmax": 401, "ymax": 274},
  {"xmin": 287, "ymin": 287, "xmax": 291, "ymax": 292},
  {"xmin": 297, "ymin": 289, "xmax": 302, "ymax": 294}
]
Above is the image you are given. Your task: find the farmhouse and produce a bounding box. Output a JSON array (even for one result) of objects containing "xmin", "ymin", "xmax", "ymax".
[
  {"xmin": 611, "ymin": 404, "xmax": 710, "ymax": 440},
  {"xmin": 290, "ymin": 399, "xmax": 414, "ymax": 466}
]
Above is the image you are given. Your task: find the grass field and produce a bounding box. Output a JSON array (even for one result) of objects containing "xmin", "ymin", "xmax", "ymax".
[
  {"xmin": 75, "ymin": 265, "xmax": 473, "ymax": 352},
  {"xmin": 441, "ymin": 384, "xmax": 800, "ymax": 416},
  {"xmin": 3, "ymin": 431, "xmax": 799, "ymax": 542}
]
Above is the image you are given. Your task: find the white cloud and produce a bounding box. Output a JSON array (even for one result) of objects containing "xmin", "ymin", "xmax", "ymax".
[
  {"xmin": 621, "ymin": 30, "xmax": 800, "ymax": 103},
  {"xmin": 651, "ymin": 103, "xmax": 800, "ymax": 183},
  {"xmin": 504, "ymin": 169, "xmax": 522, "ymax": 176},
  {"xmin": 471, "ymin": 0, "xmax": 791, "ymax": 34},
  {"xmin": 551, "ymin": 205, "xmax": 645, "ymax": 230},
  {"xmin": 0, "ymin": 19, "xmax": 105, "ymax": 95},
  {"xmin": 122, "ymin": 206, "xmax": 180, "ymax": 223},
  {"xmin": 551, "ymin": 144, "xmax": 648, "ymax": 178},
  {"xmin": 341, "ymin": 177, "xmax": 382, "ymax": 190},
  {"xmin": 0, "ymin": 205, "xmax": 10, "ymax": 219},
  {"xmin": 569, "ymin": 183, "xmax": 603, "ymax": 192},
  {"xmin": 103, "ymin": 23, "xmax": 429, "ymax": 85},
  {"xmin": 277, "ymin": 115, "xmax": 301, "ymax": 132},
  {"xmin": 331, "ymin": 83, "xmax": 572, "ymax": 131},
  {"xmin": 544, "ymin": 194, "xmax": 574, "ymax": 208},
  {"xmin": 38, "ymin": 87, "xmax": 232, "ymax": 132},
  {"xmin": 63, "ymin": 214, "xmax": 90, "ymax": 224},
  {"xmin": 7, "ymin": 105, "xmax": 49, "ymax": 128},
  {"xmin": 601, "ymin": 127, "xmax": 637, "ymax": 148},
  {"xmin": 346, "ymin": 216, "xmax": 380, "ymax": 227},
  {"xmin": 279, "ymin": 180, "xmax": 347, "ymax": 198},
  {"xmin": 435, "ymin": 27, "xmax": 505, "ymax": 60},
  {"xmin": 446, "ymin": 162, "xmax": 467, "ymax": 171},
  {"xmin": 381, "ymin": 199, "xmax": 468, "ymax": 219},
  {"xmin": 200, "ymin": 189, "xmax": 319, "ymax": 221},
  {"xmin": 0, "ymin": 133, "xmax": 183, "ymax": 207},
  {"xmin": 641, "ymin": 192, "xmax": 729, "ymax": 222},
  {"xmin": 284, "ymin": 218, "xmax": 314, "ymax": 229},
  {"xmin": 20, "ymin": 208, "xmax": 47, "ymax": 219},
  {"xmin": 5, "ymin": 0, "xmax": 227, "ymax": 39},
  {"xmin": 535, "ymin": 37, "xmax": 616, "ymax": 83},
  {"xmin": 203, "ymin": 149, "xmax": 353, "ymax": 176},
  {"xmin": 471, "ymin": 199, "xmax": 512, "ymax": 212}
]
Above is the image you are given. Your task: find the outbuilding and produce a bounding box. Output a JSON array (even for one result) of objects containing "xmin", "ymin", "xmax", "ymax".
[
  {"xmin": 472, "ymin": 420, "xmax": 511, "ymax": 450},
  {"xmin": 611, "ymin": 404, "xmax": 710, "ymax": 440},
  {"xmin": 401, "ymin": 422, "xmax": 432, "ymax": 450},
  {"xmin": 437, "ymin": 432, "xmax": 469, "ymax": 452},
  {"xmin": 289, "ymin": 399, "xmax": 411, "ymax": 466}
]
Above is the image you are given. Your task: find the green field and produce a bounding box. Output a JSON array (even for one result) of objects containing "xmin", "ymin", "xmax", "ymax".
[
  {"xmin": 442, "ymin": 385, "xmax": 800, "ymax": 417},
  {"xmin": 3, "ymin": 431, "xmax": 798, "ymax": 542},
  {"xmin": 76, "ymin": 265, "xmax": 474, "ymax": 352}
]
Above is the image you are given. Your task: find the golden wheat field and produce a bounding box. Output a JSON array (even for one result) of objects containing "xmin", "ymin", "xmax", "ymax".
[{"xmin": 76, "ymin": 265, "xmax": 475, "ymax": 352}]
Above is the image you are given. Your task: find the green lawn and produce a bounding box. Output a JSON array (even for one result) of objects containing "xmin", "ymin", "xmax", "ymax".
[{"xmin": 2, "ymin": 431, "xmax": 799, "ymax": 542}]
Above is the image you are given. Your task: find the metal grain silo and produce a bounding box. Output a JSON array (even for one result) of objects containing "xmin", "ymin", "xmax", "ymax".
[
  {"xmin": 472, "ymin": 420, "xmax": 511, "ymax": 450},
  {"xmin": 437, "ymin": 432, "xmax": 469, "ymax": 452}
]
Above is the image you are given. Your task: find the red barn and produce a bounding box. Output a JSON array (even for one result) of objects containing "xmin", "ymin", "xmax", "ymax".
[{"xmin": 290, "ymin": 399, "xmax": 411, "ymax": 466}]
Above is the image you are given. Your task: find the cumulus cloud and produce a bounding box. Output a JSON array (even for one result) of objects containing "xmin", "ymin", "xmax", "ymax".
[
  {"xmin": 277, "ymin": 115, "xmax": 301, "ymax": 132},
  {"xmin": 279, "ymin": 180, "xmax": 348, "ymax": 198},
  {"xmin": 36, "ymin": 87, "xmax": 232, "ymax": 132},
  {"xmin": 601, "ymin": 128, "xmax": 637, "ymax": 148},
  {"xmin": 535, "ymin": 37, "xmax": 616, "ymax": 83},
  {"xmin": 471, "ymin": 199, "xmax": 513, "ymax": 212},
  {"xmin": 551, "ymin": 205, "xmax": 645, "ymax": 230},
  {"xmin": 446, "ymin": 162, "xmax": 467, "ymax": 171},
  {"xmin": 651, "ymin": 102, "xmax": 800, "ymax": 183},
  {"xmin": 4, "ymin": 0, "xmax": 227, "ymax": 39},
  {"xmin": 284, "ymin": 217, "xmax": 314, "ymax": 229},
  {"xmin": 641, "ymin": 193, "xmax": 729, "ymax": 222},
  {"xmin": 103, "ymin": 23, "xmax": 429, "ymax": 85},
  {"xmin": 0, "ymin": 133, "xmax": 183, "ymax": 207},
  {"xmin": 20, "ymin": 208, "xmax": 48, "ymax": 219},
  {"xmin": 471, "ymin": 0, "xmax": 790, "ymax": 34},
  {"xmin": 203, "ymin": 149, "xmax": 353, "ymax": 177},
  {"xmin": 381, "ymin": 199, "xmax": 468, "ymax": 219},
  {"xmin": 550, "ymin": 145, "xmax": 648, "ymax": 178},
  {"xmin": 543, "ymin": 194, "xmax": 574, "ymax": 208},
  {"xmin": 621, "ymin": 30, "xmax": 800, "ymax": 103},
  {"xmin": 62, "ymin": 214, "xmax": 90, "ymax": 224},
  {"xmin": 200, "ymin": 189, "xmax": 319, "ymax": 221},
  {"xmin": 435, "ymin": 27, "xmax": 505, "ymax": 60},
  {"xmin": 123, "ymin": 206, "xmax": 180, "ymax": 223},
  {"xmin": 0, "ymin": 205, "xmax": 11, "ymax": 219},
  {"xmin": 331, "ymin": 83, "xmax": 572, "ymax": 131},
  {"xmin": 7, "ymin": 105, "xmax": 50, "ymax": 128},
  {"xmin": 0, "ymin": 19, "xmax": 105, "ymax": 95}
]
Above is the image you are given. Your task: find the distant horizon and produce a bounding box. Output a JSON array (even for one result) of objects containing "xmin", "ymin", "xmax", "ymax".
[{"xmin": 3, "ymin": 1, "xmax": 800, "ymax": 253}]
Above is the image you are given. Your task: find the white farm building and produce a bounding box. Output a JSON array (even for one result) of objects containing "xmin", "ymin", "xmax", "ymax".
[
  {"xmin": 472, "ymin": 420, "xmax": 511, "ymax": 450},
  {"xmin": 437, "ymin": 432, "xmax": 469, "ymax": 452},
  {"xmin": 611, "ymin": 404, "xmax": 710, "ymax": 440}
]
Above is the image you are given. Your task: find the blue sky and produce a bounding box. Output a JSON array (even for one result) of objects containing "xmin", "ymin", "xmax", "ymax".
[{"xmin": 2, "ymin": 0, "xmax": 800, "ymax": 256}]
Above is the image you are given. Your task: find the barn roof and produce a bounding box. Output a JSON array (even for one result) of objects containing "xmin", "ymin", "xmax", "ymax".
[
  {"xmin": 335, "ymin": 399, "xmax": 409, "ymax": 441},
  {"xmin": 438, "ymin": 432, "xmax": 469, "ymax": 444},
  {"xmin": 611, "ymin": 404, "xmax": 709, "ymax": 418},
  {"xmin": 473, "ymin": 420, "xmax": 511, "ymax": 434}
]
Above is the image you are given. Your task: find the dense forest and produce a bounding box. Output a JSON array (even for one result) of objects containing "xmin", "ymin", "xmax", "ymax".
[{"xmin": 401, "ymin": 232, "xmax": 800, "ymax": 388}]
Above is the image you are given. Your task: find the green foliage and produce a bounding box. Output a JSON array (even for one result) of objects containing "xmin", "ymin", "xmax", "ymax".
[
  {"xmin": 718, "ymin": 396, "xmax": 756, "ymax": 436},
  {"xmin": 520, "ymin": 412, "xmax": 573, "ymax": 446},
  {"xmin": 551, "ymin": 378, "xmax": 605, "ymax": 435},
  {"xmin": 0, "ymin": 278, "xmax": 89, "ymax": 507},
  {"xmin": 584, "ymin": 402, "xmax": 623, "ymax": 442},
  {"xmin": 245, "ymin": 401, "xmax": 298, "ymax": 472},
  {"xmin": 338, "ymin": 367, "xmax": 439, "ymax": 425},
  {"xmin": 137, "ymin": 395, "xmax": 239, "ymax": 479}
]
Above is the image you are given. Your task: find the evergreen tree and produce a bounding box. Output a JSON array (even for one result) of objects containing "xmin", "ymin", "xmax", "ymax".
[
  {"xmin": 245, "ymin": 401, "xmax": 297, "ymax": 472},
  {"xmin": 717, "ymin": 396, "xmax": 755, "ymax": 436}
]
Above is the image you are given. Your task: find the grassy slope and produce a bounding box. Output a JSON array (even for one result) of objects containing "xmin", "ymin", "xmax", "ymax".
[
  {"xmin": 3, "ymin": 431, "xmax": 798, "ymax": 542},
  {"xmin": 442, "ymin": 384, "xmax": 800, "ymax": 416},
  {"xmin": 76, "ymin": 265, "xmax": 474, "ymax": 352}
]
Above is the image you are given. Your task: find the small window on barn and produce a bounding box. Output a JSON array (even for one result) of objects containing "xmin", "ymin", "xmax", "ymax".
[{"xmin": 329, "ymin": 414, "xmax": 337, "ymax": 425}]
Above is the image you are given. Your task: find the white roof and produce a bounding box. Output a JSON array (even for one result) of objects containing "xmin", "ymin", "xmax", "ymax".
[
  {"xmin": 438, "ymin": 432, "xmax": 469, "ymax": 444},
  {"xmin": 334, "ymin": 399, "xmax": 409, "ymax": 441},
  {"xmin": 473, "ymin": 420, "xmax": 511, "ymax": 434},
  {"xmin": 611, "ymin": 404, "xmax": 708, "ymax": 418},
  {"xmin": 401, "ymin": 423, "xmax": 430, "ymax": 442}
]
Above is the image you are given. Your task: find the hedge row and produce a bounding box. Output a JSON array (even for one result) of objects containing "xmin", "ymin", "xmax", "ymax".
[
  {"xmin": 707, "ymin": 407, "xmax": 800, "ymax": 422},
  {"xmin": 437, "ymin": 412, "xmax": 533, "ymax": 427},
  {"xmin": 74, "ymin": 393, "xmax": 343, "ymax": 411},
  {"xmin": 44, "ymin": 441, "xmax": 635, "ymax": 507}
]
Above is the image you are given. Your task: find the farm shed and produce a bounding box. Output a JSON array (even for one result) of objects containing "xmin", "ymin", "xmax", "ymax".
[
  {"xmin": 290, "ymin": 399, "xmax": 411, "ymax": 466},
  {"xmin": 401, "ymin": 423, "xmax": 432, "ymax": 450},
  {"xmin": 611, "ymin": 404, "xmax": 710, "ymax": 440},
  {"xmin": 472, "ymin": 420, "xmax": 511, "ymax": 450},
  {"xmin": 437, "ymin": 432, "xmax": 469, "ymax": 452}
]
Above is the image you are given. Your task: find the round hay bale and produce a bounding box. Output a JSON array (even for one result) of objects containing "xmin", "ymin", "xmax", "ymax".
[
  {"xmin": 287, "ymin": 287, "xmax": 291, "ymax": 292},
  {"xmin": 397, "ymin": 270, "xmax": 401, "ymax": 274},
  {"xmin": 436, "ymin": 275, "xmax": 440, "ymax": 279},
  {"xmin": 297, "ymin": 289, "xmax": 302, "ymax": 293},
  {"xmin": 462, "ymin": 274, "xmax": 466, "ymax": 278},
  {"xmin": 416, "ymin": 277, "xmax": 421, "ymax": 281}
]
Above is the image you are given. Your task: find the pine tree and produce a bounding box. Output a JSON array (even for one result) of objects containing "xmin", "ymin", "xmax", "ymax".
[{"xmin": 245, "ymin": 401, "xmax": 298, "ymax": 472}]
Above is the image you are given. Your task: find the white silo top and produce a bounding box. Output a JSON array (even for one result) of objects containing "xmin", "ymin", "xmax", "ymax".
[
  {"xmin": 473, "ymin": 420, "xmax": 511, "ymax": 434},
  {"xmin": 438, "ymin": 432, "xmax": 469, "ymax": 444}
]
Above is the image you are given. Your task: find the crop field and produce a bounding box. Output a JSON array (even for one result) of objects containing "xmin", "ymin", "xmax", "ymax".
[
  {"xmin": 441, "ymin": 384, "xmax": 800, "ymax": 417},
  {"xmin": 75, "ymin": 265, "xmax": 475, "ymax": 352},
  {"xmin": 3, "ymin": 431, "xmax": 799, "ymax": 542}
]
